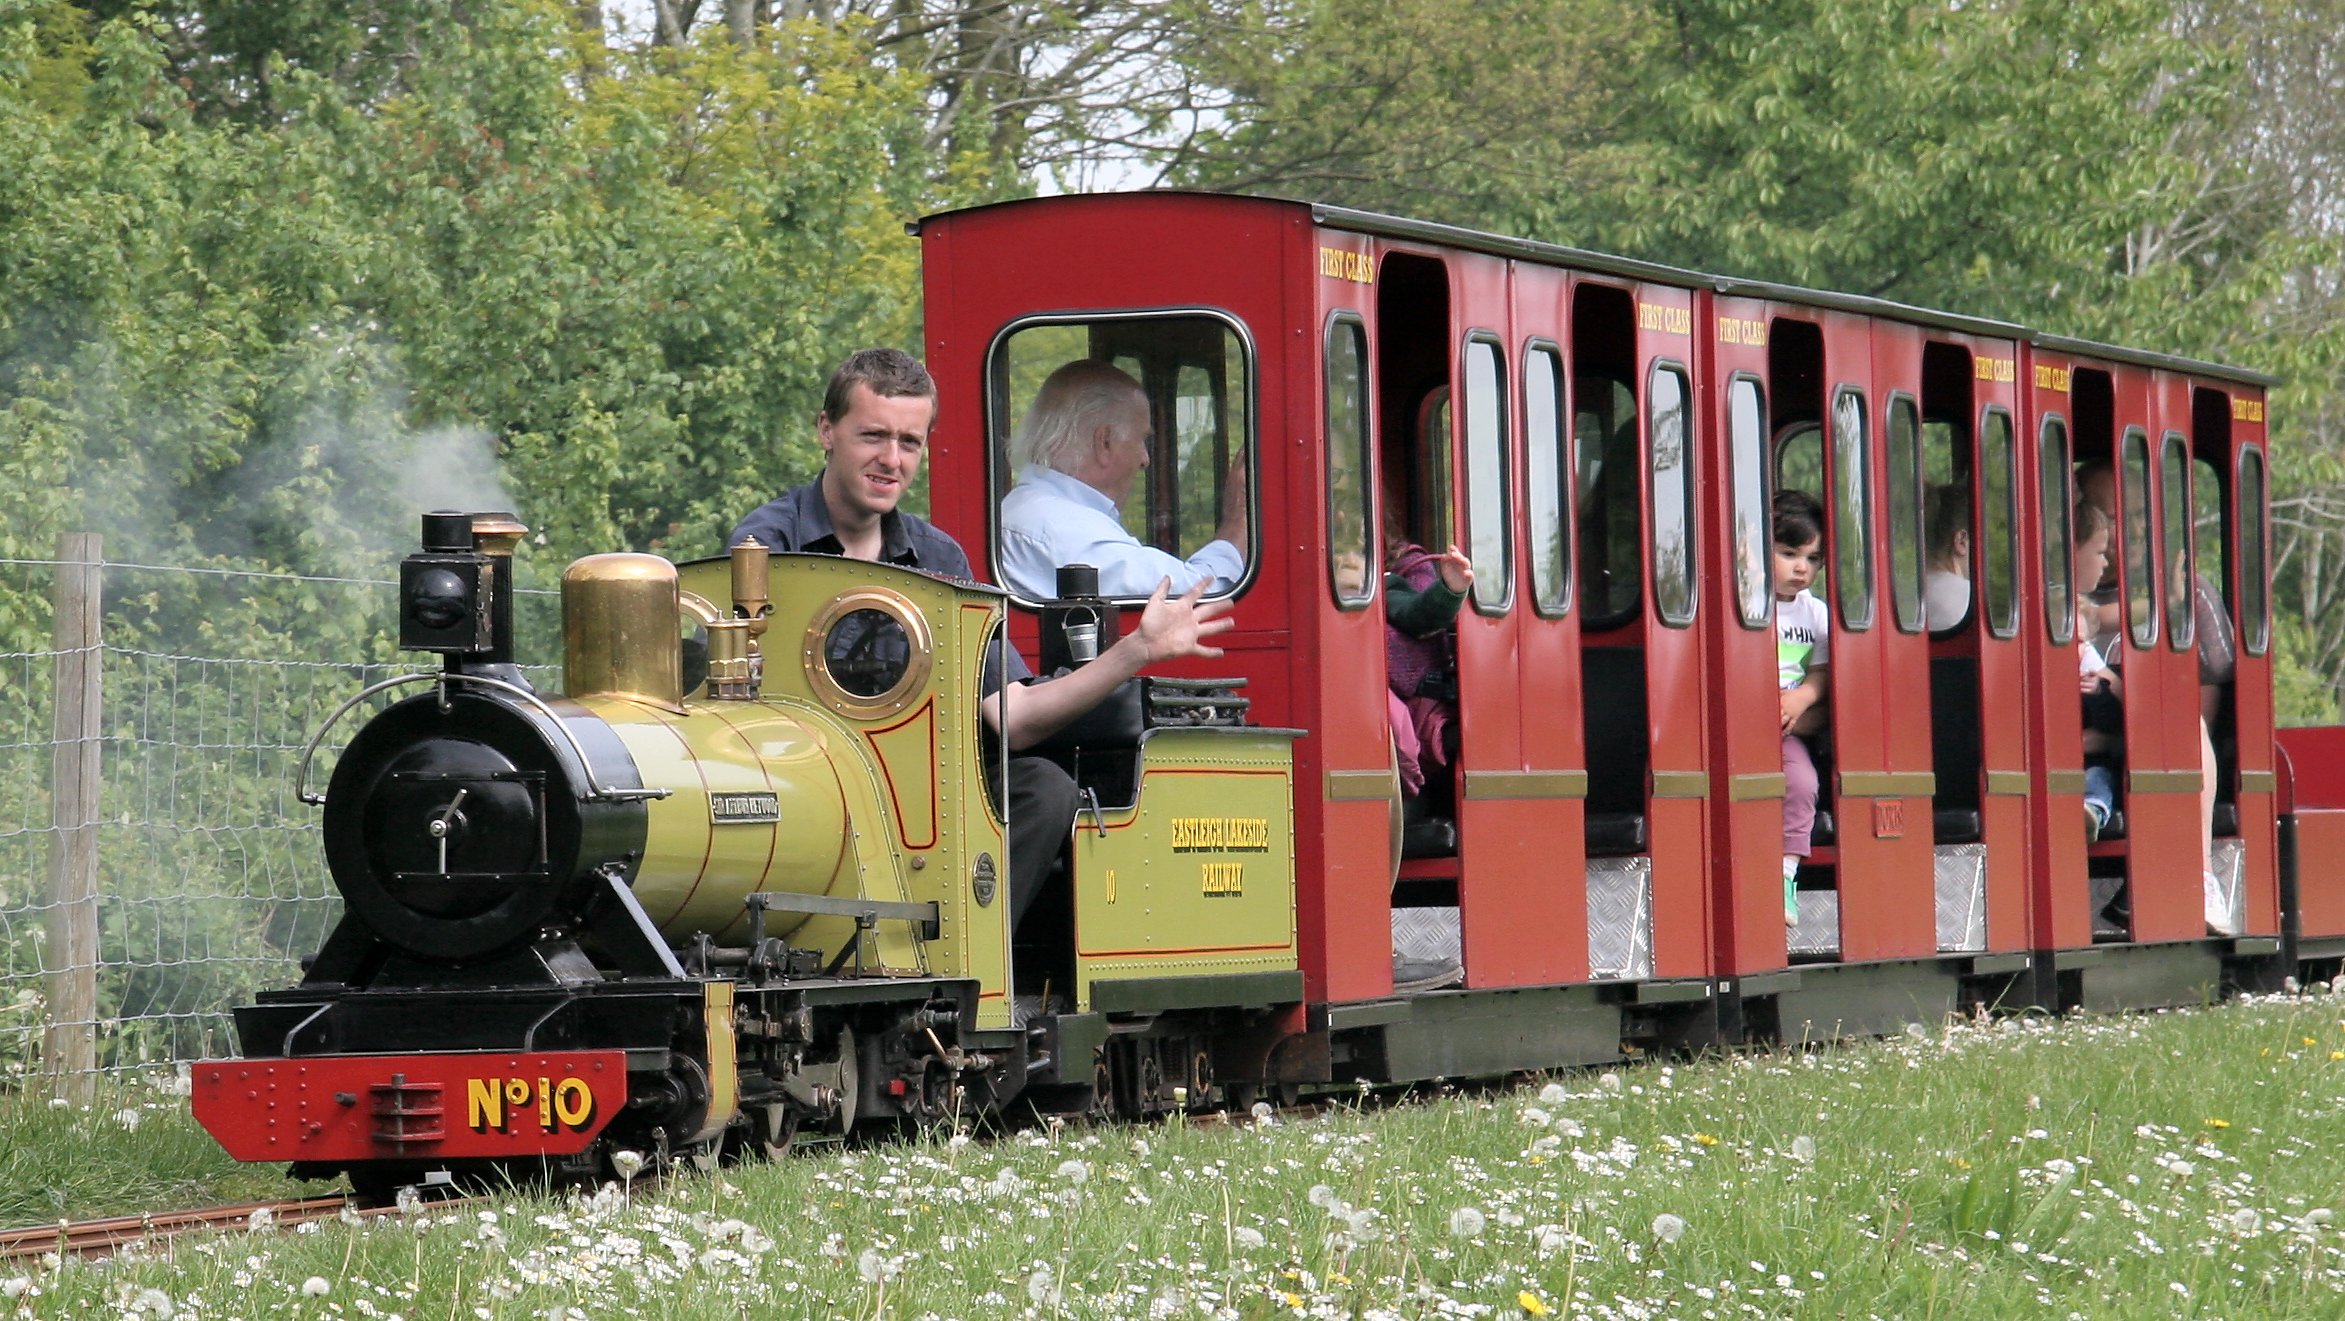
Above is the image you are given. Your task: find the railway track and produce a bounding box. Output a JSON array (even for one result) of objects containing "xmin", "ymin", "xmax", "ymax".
[
  {"xmin": 0, "ymin": 1195, "xmax": 419, "ymax": 1263},
  {"xmin": 6, "ymin": 1095, "xmax": 1325, "ymax": 1263}
]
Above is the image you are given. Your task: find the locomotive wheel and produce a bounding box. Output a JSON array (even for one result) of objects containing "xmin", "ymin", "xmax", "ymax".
[
  {"xmin": 1087, "ymin": 1051, "xmax": 1121, "ymax": 1124},
  {"xmin": 756, "ymin": 1103, "xmax": 801, "ymax": 1160},
  {"xmin": 831, "ymin": 1026, "xmax": 861, "ymax": 1134}
]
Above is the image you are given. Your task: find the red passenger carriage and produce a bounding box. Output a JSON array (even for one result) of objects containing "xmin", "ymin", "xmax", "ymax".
[{"xmin": 920, "ymin": 191, "xmax": 2300, "ymax": 1070}]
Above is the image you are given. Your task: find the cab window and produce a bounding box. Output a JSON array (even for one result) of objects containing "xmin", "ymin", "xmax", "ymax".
[{"xmin": 987, "ymin": 314, "xmax": 1254, "ymax": 601}]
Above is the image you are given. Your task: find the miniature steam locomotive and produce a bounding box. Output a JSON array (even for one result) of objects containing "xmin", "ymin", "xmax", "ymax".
[{"xmin": 192, "ymin": 511, "xmax": 1301, "ymax": 1194}]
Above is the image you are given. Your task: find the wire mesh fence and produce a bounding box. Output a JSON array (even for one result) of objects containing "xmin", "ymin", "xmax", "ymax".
[{"xmin": 0, "ymin": 545, "xmax": 557, "ymax": 1094}]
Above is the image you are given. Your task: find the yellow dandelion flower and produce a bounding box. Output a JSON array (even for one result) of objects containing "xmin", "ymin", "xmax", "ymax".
[
  {"xmin": 1954, "ymin": 1156, "xmax": 1972, "ymax": 1170},
  {"xmin": 1520, "ymin": 1290, "xmax": 1556, "ymax": 1316},
  {"xmin": 2329, "ymin": 1051, "xmax": 2343, "ymax": 1061},
  {"xmin": 1528, "ymin": 1154, "xmax": 1548, "ymax": 1166},
  {"xmin": 2307, "ymin": 1036, "xmax": 2321, "ymax": 1047},
  {"xmin": 1281, "ymin": 1292, "xmax": 1304, "ymax": 1310},
  {"xmin": 1693, "ymin": 1133, "xmax": 1720, "ymax": 1147},
  {"xmin": 2205, "ymin": 1118, "xmax": 2231, "ymax": 1129}
]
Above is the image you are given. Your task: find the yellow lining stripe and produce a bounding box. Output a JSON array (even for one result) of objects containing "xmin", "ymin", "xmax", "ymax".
[
  {"xmin": 1728, "ymin": 773, "xmax": 1787, "ymax": 802},
  {"xmin": 1984, "ymin": 771, "xmax": 2030, "ymax": 796},
  {"xmin": 1324, "ymin": 770, "xmax": 1394, "ymax": 802},
  {"xmin": 1650, "ymin": 770, "xmax": 1708, "ymax": 799},
  {"xmin": 2046, "ymin": 770, "xmax": 2089, "ymax": 794},
  {"xmin": 1838, "ymin": 771, "xmax": 1936, "ymax": 797},
  {"xmin": 2129, "ymin": 769, "xmax": 2204, "ymax": 794},
  {"xmin": 1463, "ymin": 770, "xmax": 1588, "ymax": 800},
  {"xmin": 2238, "ymin": 770, "xmax": 2277, "ymax": 794}
]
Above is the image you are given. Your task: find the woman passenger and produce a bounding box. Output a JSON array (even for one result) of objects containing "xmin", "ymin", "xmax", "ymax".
[
  {"xmin": 1385, "ymin": 532, "xmax": 1472, "ymax": 798},
  {"xmin": 1922, "ymin": 483, "xmax": 1971, "ymax": 630},
  {"xmin": 2075, "ymin": 461, "xmax": 2234, "ymax": 935},
  {"xmin": 2073, "ymin": 500, "xmax": 2122, "ymax": 843}
]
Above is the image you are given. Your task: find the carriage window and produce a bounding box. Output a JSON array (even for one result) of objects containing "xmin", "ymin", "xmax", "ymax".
[
  {"xmin": 988, "ymin": 313, "xmax": 1254, "ymax": 602},
  {"xmin": 2240, "ymin": 446, "xmax": 2269, "ymax": 656},
  {"xmin": 2042, "ymin": 418, "xmax": 2073, "ymax": 644},
  {"xmin": 1650, "ymin": 365, "xmax": 1696, "ymax": 627},
  {"xmin": 2161, "ymin": 433, "xmax": 2194, "ymax": 653},
  {"xmin": 1887, "ymin": 395, "xmax": 1924, "ymax": 633},
  {"xmin": 1730, "ymin": 378, "xmax": 1771, "ymax": 627},
  {"xmin": 2192, "ymin": 455, "xmax": 2226, "ymax": 613},
  {"xmin": 1981, "ymin": 410, "xmax": 2018, "ymax": 639},
  {"xmin": 1576, "ymin": 372, "xmax": 1640, "ymax": 629},
  {"xmin": 1463, "ymin": 336, "xmax": 1511, "ymax": 613},
  {"xmin": 1326, "ymin": 316, "xmax": 1374, "ymax": 607},
  {"xmin": 1525, "ymin": 344, "xmax": 1570, "ymax": 615},
  {"xmin": 1832, "ymin": 388, "xmax": 1873, "ymax": 630},
  {"xmin": 2121, "ymin": 428, "xmax": 2156, "ymax": 649},
  {"xmin": 1921, "ymin": 419, "xmax": 1959, "ymax": 485}
]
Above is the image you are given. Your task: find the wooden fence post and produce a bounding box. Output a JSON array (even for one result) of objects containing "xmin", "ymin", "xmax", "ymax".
[{"xmin": 43, "ymin": 533, "xmax": 100, "ymax": 1104}]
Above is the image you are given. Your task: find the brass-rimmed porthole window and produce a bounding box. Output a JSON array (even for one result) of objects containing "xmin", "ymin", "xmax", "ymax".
[{"xmin": 803, "ymin": 588, "xmax": 934, "ymax": 718}]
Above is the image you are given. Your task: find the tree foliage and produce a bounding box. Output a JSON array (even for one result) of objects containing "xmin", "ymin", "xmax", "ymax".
[{"xmin": 0, "ymin": 0, "xmax": 964, "ymax": 615}]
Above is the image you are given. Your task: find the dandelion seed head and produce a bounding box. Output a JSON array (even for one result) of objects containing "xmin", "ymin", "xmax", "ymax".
[
  {"xmin": 301, "ymin": 1278, "xmax": 331, "ymax": 1298},
  {"xmin": 1449, "ymin": 1206, "xmax": 1486, "ymax": 1238},
  {"xmin": 1652, "ymin": 1213, "xmax": 1687, "ymax": 1244}
]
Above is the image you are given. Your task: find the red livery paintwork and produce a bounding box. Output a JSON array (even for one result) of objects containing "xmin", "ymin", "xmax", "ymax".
[{"xmin": 192, "ymin": 1052, "xmax": 627, "ymax": 1164}]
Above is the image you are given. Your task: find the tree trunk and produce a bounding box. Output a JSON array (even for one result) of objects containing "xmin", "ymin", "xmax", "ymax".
[{"xmin": 575, "ymin": 2, "xmax": 609, "ymax": 78}]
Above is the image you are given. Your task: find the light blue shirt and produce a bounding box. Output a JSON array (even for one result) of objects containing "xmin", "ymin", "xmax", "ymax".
[{"xmin": 998, "ymin": 464, "xmax": 1244, "ymax": 600}]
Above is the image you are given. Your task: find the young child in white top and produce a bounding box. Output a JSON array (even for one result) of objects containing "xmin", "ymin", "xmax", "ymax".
[{"xmin": 1773, "ymin": 490, "xmax": 1831, "ymax": 925}]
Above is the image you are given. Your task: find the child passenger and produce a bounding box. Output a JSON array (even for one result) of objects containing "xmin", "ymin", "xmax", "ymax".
[{"xmin": 1773, "ymin": 490, "xmax": 1831, "ymax": 924}]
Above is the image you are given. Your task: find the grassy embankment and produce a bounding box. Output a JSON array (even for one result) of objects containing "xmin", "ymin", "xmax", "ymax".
[{"xmin": 10, "ymin": 993, "xmax": 2345, "ymax": 1318}]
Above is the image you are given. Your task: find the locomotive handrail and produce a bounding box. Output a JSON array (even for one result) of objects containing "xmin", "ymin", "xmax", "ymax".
[{"xmin": 293, "ymin": 671, "xmax": 672, "ymax": 807}]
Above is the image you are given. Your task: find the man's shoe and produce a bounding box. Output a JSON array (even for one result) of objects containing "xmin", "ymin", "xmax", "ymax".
[
  {"xmin": 2084, "ymin": 804, "xmax": 2106, "ymax": 846},
  {"xmin": 1393, "ymin": 954, "xmax": 1462, "ymax": 993}
]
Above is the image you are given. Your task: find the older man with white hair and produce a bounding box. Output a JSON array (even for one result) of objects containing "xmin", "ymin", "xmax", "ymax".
[{"xmin": 997, "ymin": 359, "xmax": 1248, "ymax": 600}]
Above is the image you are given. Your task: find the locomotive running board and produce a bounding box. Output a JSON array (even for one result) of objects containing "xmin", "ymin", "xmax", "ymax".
[{"xmin": 747, "ymin": 891, "xmax": 942, "ymax": 940}]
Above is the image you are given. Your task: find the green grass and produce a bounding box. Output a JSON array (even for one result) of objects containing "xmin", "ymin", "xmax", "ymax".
[
  {"xmin": 18, "ymin": 993, "xmax": 2345, "ymax": 1318},
  {"xmin": 0, "ymin": 1073, "xmax": 288, "ymax": 1225}
]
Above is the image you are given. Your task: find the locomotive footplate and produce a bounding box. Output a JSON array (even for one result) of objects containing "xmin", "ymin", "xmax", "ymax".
[
  {"xmin": 192, "ymin": 1050, "xmax": 627, "ymax": 1163},
  {"xmin": 234, "ymin": 979, "xmax": 700, "ymax": 1060}
]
